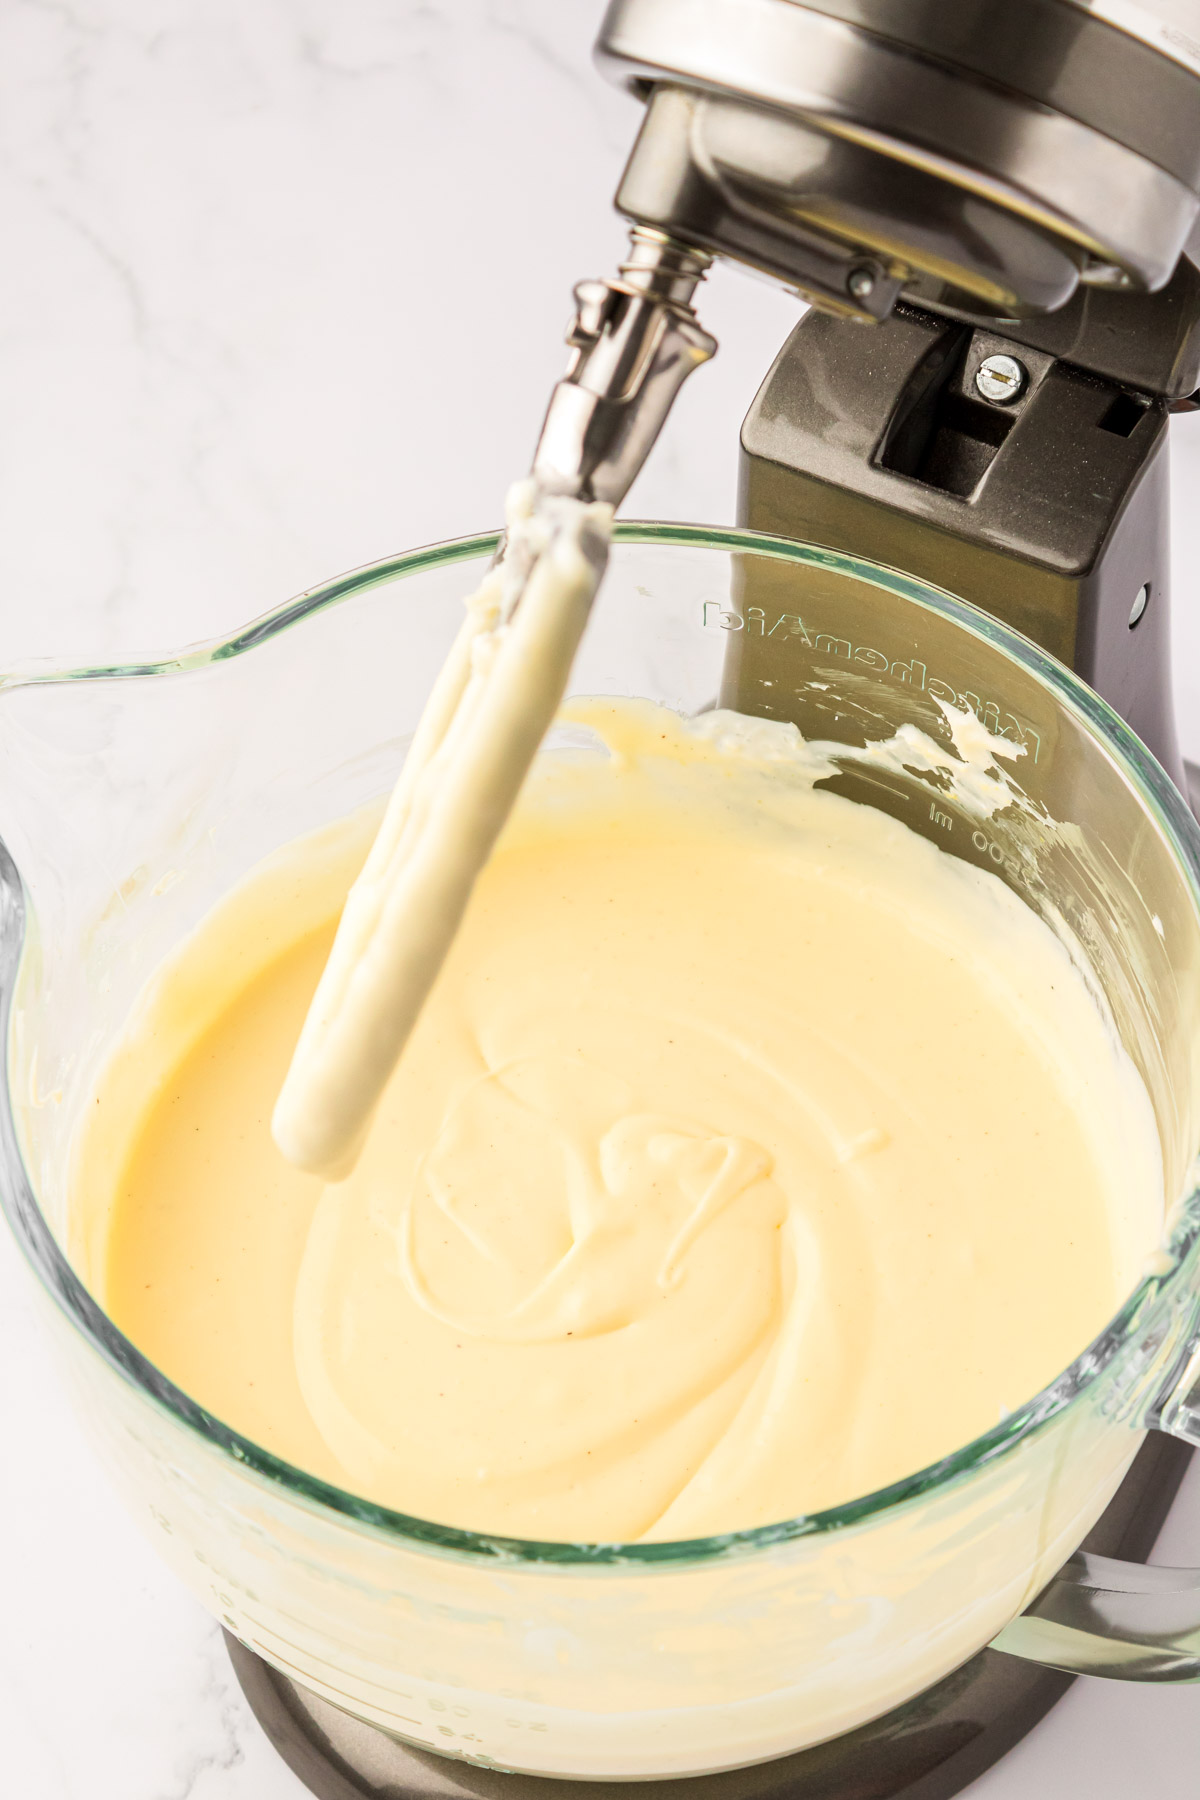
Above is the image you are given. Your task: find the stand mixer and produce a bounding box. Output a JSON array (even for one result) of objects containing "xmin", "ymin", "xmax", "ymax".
[{"xmin": 218, "ymin": 3, "xmax": 1200, "ymax": 1794}]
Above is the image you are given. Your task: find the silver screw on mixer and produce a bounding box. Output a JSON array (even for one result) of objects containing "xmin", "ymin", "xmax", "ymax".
[
  {"xmin": 846, "ymin": 266, "xmax": 877, "ymax": 301},
  {"xmin": 975, "ymin": 353, "xmax": 1028, "ymax": 404}
]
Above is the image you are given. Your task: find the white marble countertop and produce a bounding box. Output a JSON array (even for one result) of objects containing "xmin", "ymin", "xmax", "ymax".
[{"xmin": 3, "ymin": 4, "xmax": 1200, "ymax": 1796}]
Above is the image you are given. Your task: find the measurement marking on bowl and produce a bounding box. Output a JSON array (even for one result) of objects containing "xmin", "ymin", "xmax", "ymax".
[
  {"xmin": 701, "ymin": 603, "xmax": 1043, "ymax": 760},
  {"xmin": 238, "ymin": 1615, "xmax": 423, "ymax": 1723},
  {"xmin": 971, "ymin": 827, "xmax": 1032, "ymax": 891}
]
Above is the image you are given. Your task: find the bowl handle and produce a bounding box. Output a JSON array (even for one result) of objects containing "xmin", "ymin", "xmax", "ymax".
[
  {"xmin": 989, "ymin": 1544, "xmax": 1200, "ymax": 1680},
  {"xmin": 990, "ymin": 1345, "xmax": 1200, "ymax": 1679}
]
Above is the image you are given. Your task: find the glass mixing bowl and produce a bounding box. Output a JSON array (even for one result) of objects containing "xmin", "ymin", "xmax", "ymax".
[{"xmin": 3, "ymin": 526, "xmax": 1200, "ymax": 1780}]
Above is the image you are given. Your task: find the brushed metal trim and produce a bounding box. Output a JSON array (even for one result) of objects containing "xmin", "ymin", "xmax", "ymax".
[
  {"xmin": 707, "ymin": 0, "xmax": 1200, "ymax": 186},
  {"xmin": 1065, "ymin": 0, "xmax": 1200, "ymax": 75},
  {"xmin": 596, "ymin": 0, "xmax": 1200, "ymax": 287}
]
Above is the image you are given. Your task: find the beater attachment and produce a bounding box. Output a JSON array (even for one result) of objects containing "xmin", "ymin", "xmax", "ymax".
[{"xmin": 530, "ymin": 225, "xmax": 717, "ymax": 509}]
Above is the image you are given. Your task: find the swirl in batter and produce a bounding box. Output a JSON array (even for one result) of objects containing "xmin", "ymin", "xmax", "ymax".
[{"xmin": 88, "ymin": 702, "xmax": 1161, "ymax": 1541}]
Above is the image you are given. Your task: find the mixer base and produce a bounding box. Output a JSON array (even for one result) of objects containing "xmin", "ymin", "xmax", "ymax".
[
  {"xmin": 225, "ymin": 1632, "xmax": 1069, "ymax": 1800},
  {"xmin": 225, "ymin": 1434, "xmax": 1190, "ymax": 1800}
]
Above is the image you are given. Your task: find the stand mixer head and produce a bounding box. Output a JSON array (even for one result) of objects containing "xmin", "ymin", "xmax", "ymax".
[{"xmin": 596, "ymin": 0, "xmax": 1200, "ymax": 317}]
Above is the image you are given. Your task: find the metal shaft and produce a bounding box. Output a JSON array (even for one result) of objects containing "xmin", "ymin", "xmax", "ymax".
[{"xmin": 530, "ymin": 226, "xmax": 717, "ymax": 509}]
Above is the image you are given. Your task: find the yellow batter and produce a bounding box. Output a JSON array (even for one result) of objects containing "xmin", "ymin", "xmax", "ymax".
[{"xmin": 82, "ymin": 701, "xmax": 1162, "ymax": 1542}]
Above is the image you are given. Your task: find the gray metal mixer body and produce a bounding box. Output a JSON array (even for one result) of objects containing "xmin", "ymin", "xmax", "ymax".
[
  {"xmin": 541, "ymin": 0, "xmax": 1200, "ymax": 790},
  {"xmin": 232, "ymin": 9, "xmax": 1200, "ymax": 1797}
]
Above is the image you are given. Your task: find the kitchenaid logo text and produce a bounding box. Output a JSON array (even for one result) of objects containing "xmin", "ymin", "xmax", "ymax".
[{"xmin": 702, "ymin": 603, "xmax": 1041, "ymax": 763}]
